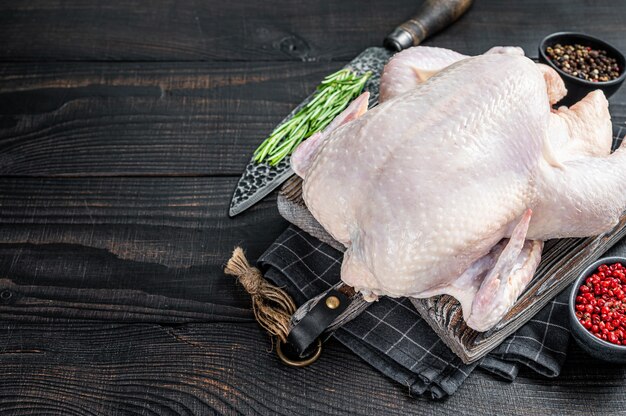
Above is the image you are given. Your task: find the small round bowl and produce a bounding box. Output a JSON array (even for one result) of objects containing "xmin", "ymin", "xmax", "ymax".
[
  {"xmin": 568, "ymin": 256, "xmax": 626, "ymax": 363},
  {"xmin": 538, "ymin": 32, "xmax": 626, "ymax": 106}
]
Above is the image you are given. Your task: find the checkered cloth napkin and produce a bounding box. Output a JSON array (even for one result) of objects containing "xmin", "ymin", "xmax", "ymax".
[{"xmin": 258, "ymin": 226, "xmax": 570, "ymax": 399}]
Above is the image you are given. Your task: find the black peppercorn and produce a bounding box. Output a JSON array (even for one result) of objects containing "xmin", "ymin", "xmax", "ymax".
[{"xmin": 545, "ymin": 43, "xmax": 621, "ymax": 82}]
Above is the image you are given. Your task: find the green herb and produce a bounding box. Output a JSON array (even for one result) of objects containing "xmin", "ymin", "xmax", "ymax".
[{"xmin": 253, "ymin": 68, "xmax": 371, "ymax": 166}]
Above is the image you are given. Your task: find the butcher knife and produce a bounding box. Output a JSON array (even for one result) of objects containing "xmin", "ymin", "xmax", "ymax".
[{"xmin": 229, "ymin": 0, "xmax": 474, "ymax": 217}]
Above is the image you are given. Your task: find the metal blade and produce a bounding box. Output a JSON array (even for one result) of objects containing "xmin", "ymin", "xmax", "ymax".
[{"xmin": 229, "ymin": 46, "xmax": 393, "ymax": 217}]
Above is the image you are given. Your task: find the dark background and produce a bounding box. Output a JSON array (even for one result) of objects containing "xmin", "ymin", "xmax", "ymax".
[{"xmin": 0, "ymin": 1, "xmax": 625, "ymax": 414}]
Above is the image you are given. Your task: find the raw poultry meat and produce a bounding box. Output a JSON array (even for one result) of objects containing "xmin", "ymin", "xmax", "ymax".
[{"xmin": 291, "ymin": 46, "xmax": 626, "ymax": 332}]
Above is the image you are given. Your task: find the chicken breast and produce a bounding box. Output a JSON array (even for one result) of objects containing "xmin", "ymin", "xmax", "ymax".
[{"xmin": 291, "ymin": 46, "xmax": 626, "ymax": 331}]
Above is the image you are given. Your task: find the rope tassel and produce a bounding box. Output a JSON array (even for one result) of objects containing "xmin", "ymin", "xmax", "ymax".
[{"xmin": 224, "ymin": 247, "xmax": 297, "ymax": 343}]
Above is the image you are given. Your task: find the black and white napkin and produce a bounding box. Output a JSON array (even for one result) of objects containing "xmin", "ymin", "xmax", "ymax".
[{"xmin": 259, "ymin": 226, "xmax": 570, "ymax": 399}]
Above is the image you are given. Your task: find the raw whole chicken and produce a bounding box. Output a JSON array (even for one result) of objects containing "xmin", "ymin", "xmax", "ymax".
[{"xmin": 291, "ymin": 46, "xmax": 626, "ymax": 332}]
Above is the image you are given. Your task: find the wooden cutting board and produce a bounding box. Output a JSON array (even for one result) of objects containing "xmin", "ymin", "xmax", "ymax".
[{"xmin": 277, "ymin": 174, "xmax": 626, "ymax": 364}]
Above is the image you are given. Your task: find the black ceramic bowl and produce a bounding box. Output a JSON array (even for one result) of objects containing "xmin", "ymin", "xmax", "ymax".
[
  {"xmin": 568, "ymin": 256, "xmax": 626, "ymax": 363},
  {"xmin": 539, "ymin": 32, "xmax": 626, "ymax": 106}
]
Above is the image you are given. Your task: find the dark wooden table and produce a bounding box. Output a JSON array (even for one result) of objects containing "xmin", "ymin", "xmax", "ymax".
[{"xmin": 1, "ymin": 1, "xmax": 625, "ymax": 414}]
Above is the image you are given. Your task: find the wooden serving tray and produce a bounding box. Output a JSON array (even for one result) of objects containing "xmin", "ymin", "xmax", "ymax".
[{"xmin": 277, "ymin": 175, "xmax": 626, "ymax": 364}]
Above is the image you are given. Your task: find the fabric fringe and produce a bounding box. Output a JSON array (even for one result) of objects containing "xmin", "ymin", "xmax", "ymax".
[{"xmin": 224, "ymin": 247, "xmax": 297, "ymax": 343}]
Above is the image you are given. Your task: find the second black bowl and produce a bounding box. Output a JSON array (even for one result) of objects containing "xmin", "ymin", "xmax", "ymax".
[
  {"xmin": 569, "ymin": 256, "xmax": 626, "ymax": 363},
  {"xmin": 538, "ymin": 32, "xmax": 626, "ymax": 106}
]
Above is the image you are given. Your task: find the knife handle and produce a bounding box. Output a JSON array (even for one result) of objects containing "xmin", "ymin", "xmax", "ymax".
[{"xmin": 384, "ymin": 0, "xmax": 474, "ymax": 51}]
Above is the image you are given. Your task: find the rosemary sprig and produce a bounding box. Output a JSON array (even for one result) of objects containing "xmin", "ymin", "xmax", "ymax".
[{"xmin": 253, "ymin": 68, "xmax": 371, "ymax": 166}]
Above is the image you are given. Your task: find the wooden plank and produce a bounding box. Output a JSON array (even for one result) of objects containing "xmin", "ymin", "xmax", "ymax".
[
  {"xmin": 0, "ymin": 278, "xmax": 253, "ymax": 324},
  {"xmin": 0, "ymin": 322, "xmax": 624, "ymax": 415},
  {"xmin": 1, "ymin": 1, "xmax": 626, "ymax": 62},
  {"xmin": 277, "ymin": 176, "xmax": 626, "ymax": 363},
  {"xmin": 0, "ymin": 61, "xmax": 340, "ymax": 176},
  {"xmin": 1, "ymin": 61, "xmax": 625, "ymax": 178},
  {"xmin": 0, "ymin": 0, "xmax": 409, "ymax": 61},
  {"xmin": 0, "ymin": 176, "xmax": 287, "ymax": 321}
]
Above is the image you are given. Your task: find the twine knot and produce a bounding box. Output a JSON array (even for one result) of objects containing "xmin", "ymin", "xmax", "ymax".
[
  {"xmin": 225, "ymin": 247, "xmax": 297, "ymax": 343},
  {"xmin": 231, "ymin": 263, "xmax": 263, "ymax": 295}
]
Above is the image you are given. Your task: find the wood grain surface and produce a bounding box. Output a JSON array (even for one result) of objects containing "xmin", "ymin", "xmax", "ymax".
[
  {"xmin": 1, "ymin": 0, "xmax": 626, "ymax": 61},
  {"xmin": 1, "ymin": 0, "xmax": 626, "ymax": 414},
  {"xmin": 1, "ymin": 322, "xmax": 625, "ymax": 416},
  {"xmin": 0, "ymin": 62, "xmax": 340, "ymax": 176}
]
